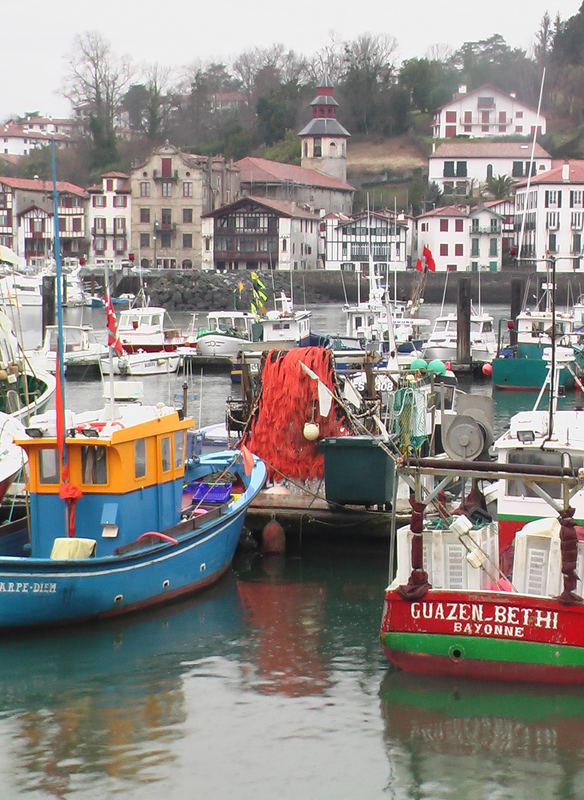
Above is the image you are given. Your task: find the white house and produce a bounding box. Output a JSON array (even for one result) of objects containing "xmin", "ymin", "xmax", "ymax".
[
  {"xmin": 415, "ymin": 204, "xmax": 504, "ymax": 272},
  {"xmin": 431, "ymin": 84, "xmax": 546, "ymax": 139},
  {"xmin": 0, "ymin": 122, "xmax": 71, "ymax": 157},
  {"xmin": 429, "ymin": 141, "xmax": 552, "ymax": 198},
  {"xmin": 322, "ymin": 209, "xmax": 409, "ymax": 272},
  {"xmin": 201, "ymin": 196, "xmax": 319, "ymax": 272},
  {"xmin": 87, "ymin": 171, "xmax": 132, "ymax": 263},
  {"xmin": 514, "ymin": 160, "xmax": 584, "ymax": 273}
]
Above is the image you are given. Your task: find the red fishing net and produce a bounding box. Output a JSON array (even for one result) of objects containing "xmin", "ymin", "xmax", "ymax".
[{"xmin": 241, "ymin": 347, "xmax": 351, "ymax": 482}]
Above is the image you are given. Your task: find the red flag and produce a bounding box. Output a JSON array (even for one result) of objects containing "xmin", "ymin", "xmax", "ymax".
[
  {"xmin": 423, "ymin": 245, "xmax": 436, "ymax": 272},
  {"xmin": 105, "ymin": 293, "xmax": 124, "ymax": 356},
  {"xmin": 415, "ymin": 258, "xmax": 423, "ymax": 272}
]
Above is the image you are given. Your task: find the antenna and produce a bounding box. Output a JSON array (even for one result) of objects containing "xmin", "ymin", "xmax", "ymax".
[{"xmin": 516, "ymin": 68, "xmax": 546, "ymax": 263}]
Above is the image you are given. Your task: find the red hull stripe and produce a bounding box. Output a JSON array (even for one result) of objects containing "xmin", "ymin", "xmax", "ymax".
[
  {"xmin": 381, "ymin": 631, "xmax": 584, "ymax": 683},
  {"xmin": 382, "ymin": 645, "xmax": 584, "ymax": 685}
]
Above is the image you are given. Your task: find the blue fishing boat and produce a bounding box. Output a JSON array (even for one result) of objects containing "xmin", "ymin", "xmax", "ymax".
[{"xmin": 0, "ymin": 408, "xmax": 265, "ymax": 629}]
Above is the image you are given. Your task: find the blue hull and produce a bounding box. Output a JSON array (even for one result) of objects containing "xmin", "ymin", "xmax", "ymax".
[{"xmin": 0, "ymin": 454, "xmax": 266, "ymax": 629}]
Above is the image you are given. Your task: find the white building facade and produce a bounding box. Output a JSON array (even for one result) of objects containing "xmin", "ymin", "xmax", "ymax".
[
  {"xmin": 416, "ymin": 205, "xmax": 503, "ymax": 272},
  {"xmin": 87, "ymin": 172, "xmax": 132, "ymax": 263},
  {"xmin": 431, "ymin": 84, "xmax": 546, "ymax": 139},
  {"xmin": 322, "ymin": 210, "xmax": 409, "ymax": 272},
  {"xmin": 514, "ymin": 161, "xmax": 584, "ymax": 273},
  {"xmin": 429, "ymin": 142, "xmax": 552, "ymax": 198}
]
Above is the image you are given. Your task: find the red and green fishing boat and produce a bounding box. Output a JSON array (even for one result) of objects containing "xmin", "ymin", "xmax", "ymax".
[{"xmin": 379, "ymin": 457, "xmax": 584, "ymax": 685}]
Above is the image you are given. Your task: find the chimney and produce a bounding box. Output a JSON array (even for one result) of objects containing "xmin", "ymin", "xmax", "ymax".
[
  {"xmin": 510, "ymin": 92, "xmax": 516, "ymax": 99},
  {"xmin": 562, "ymin": 162, "xmax": 570, "ymax": 182},
  {"xmin": 458, "ymin": 84, "xmax": 467, "ymax": 95}
]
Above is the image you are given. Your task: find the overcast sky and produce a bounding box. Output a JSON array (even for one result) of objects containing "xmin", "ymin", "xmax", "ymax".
[{"xmin": 2, "ymin": 0, "xmax": 580, "ymax": 119}]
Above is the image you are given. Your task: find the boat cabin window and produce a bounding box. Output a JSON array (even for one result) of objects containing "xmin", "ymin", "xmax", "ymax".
[
  {"xmin": 506, "ymin": 450, "xmax": 583, "ymax": 500},
  {"xmin": 81, "ymin": 445, "xmax": 107, "ymax": 485},
  {"xmin": 433, "ymin": 320, "xmax": 451, "ymax": 333},
  {"xmin": 161, "ymin": 437, "xmax": 171, "ymax": 472},
  {"xmin": 174, "ymin": 430, "xmax": 185, "ymax": 468},
  {"xmin": 472, "ymin": 320, "xmax": 493, "ymax": 333},
  {"xmin": 134, "ymin": 438, "xmax": 147, "ymax": 479},
  {"xmin": 39, "ymin": 448, "xmax": 59, "ymax": 484}
]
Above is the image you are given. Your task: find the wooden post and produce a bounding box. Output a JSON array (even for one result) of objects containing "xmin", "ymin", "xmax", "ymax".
[
  {"xmin": 456, "ymin": 276, "xmax": 471, "ymax": 365},
  {"xmin": 510, "ymin": 277, "xmax": 524, "ymax": 348},
  {"xmin": 41, "ymin": 275, "xmax": 56, "ymax": 342}
]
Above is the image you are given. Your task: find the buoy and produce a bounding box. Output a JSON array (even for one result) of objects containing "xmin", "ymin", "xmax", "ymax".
[
  {"xmin": 427, "ymin": 359, "xmax": 447, "ymax": 375},
  {"xmin": 262, "ymin": 519, "xmax": 286, "ymax": 554},
  {"xmin": 482, "ymin": 363, "xmax": 493, "ymax": 377},
  {"xmin": 303, "ymin": 421, "xmax": 320, "ymax": 441}
]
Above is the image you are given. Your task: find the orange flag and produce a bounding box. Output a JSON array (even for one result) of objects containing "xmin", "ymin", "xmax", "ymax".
[{"xmin": 240, "ymin": 444, "xmax": 254, "ymax": 476}]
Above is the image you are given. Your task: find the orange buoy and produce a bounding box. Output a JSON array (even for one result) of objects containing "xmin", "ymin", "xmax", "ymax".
[
  {"xmin": 482, "ymin": 363, "xmax": 493, "ymax": 377},
  {"xmin": 262, "ymin": 519, "xmax": 286, "ymax": 554}
]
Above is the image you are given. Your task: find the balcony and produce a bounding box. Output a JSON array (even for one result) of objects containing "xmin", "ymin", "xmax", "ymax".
[
  {"xmin": 470, "ymin": 226, "xmax": 502, "ymax": 235},
  {"xmin": 152, "ymin": 169, "xmax": 179, "ymax": 181}
]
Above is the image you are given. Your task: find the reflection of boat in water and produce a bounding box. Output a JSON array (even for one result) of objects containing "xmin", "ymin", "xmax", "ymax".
[{"xmin": 379, "ymin": 670, "xmax": 584, "ymax": 794}]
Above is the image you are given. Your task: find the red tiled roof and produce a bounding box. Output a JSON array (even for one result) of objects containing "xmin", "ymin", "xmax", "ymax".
[
  {"xmin": 236, "ymin": 156, "xmax": 354, "ymax": 191},
  {"xmin": 203, "ymin": 195, "xmax": 319, "ymax": 220},
  {"xmin": 515, "ymin": 160, "xmax": 584, "ymax": 187},
  {"xmin": 0, "ymin": 176, "xmax": 87, "ymax": 197},
  {"xmin": 416, "ymin": 205, "xmax": 469, "ymax": 220},
  {"xmin": 431, "ymin": 141, "xmax": 551, "ymax": 159},
  {"xmin": 101, "ymin": 171, "xmax": 129, "ymax": 178}
]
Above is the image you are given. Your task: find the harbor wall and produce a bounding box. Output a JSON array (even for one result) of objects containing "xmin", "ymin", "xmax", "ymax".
[{"xmin": 111, "ymin": 268, "xmax": 581, "ymax": 312}]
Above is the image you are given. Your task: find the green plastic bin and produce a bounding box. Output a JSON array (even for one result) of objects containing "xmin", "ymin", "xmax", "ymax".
[{"xmin": 318, "ymin": 436, "xmax": 395, "ymax": 506}]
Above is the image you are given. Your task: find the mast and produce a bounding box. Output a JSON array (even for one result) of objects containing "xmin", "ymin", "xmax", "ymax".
[
  {"xmin": 517, "ymin": 68, "xmax": 546, "ymax": 264},
  {"xmin": 51, "ymin": 139, "xmax": 67, "ymax": 478}
]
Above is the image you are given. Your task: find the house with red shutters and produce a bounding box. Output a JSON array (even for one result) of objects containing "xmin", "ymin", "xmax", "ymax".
[
  {"xmin": 87, "ymin": 172, "xmax": 132, "ymax": 263},
  {"xmin": 415, "ymin": 204, "xmax": 504, "ymax": 272},
  {"xmin": 431, "ymin": 84, "xmax": 546, "ymax": 140}
]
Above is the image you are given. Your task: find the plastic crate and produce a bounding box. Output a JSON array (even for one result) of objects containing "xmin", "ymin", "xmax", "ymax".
[
  {"xmin": 188, "ymin": 481, "xmax": 232, "ymax": 503},
  {"xmin": 318, "ymin": 436, "xmax": 394, "ymax": 506}
]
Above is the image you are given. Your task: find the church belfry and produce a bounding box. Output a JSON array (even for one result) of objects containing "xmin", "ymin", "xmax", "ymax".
[{"xmin": 298, "ymin": 85, "xmax": 350, "ymax": 183}]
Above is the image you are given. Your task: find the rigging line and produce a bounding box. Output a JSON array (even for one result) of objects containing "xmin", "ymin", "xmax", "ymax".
[{"xmin": 517, "ymin": 68, "xmax": 546, "ymax": 263}]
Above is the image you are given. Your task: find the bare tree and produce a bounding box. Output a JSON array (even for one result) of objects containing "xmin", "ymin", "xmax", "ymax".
[
  {"xmin": 64, "ymin": 31, "xmax": 133, "ymax": 144},
  {"xmin": 425, "ymin": 43, "xmax": 454, "ymax": 64},
  {"xmin": 306, "ymin": 32, "xmax": 346, "ymax": 85}
]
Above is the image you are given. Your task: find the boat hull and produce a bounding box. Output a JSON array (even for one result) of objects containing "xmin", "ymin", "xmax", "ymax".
[
  {"xmin": 492, "ymin": 356, "xmax": 575, "ymax": 391},
  {"xmin": 0, "ymin": 505, "xmax": 248, "ymax": 629},
  {"xmin": 101, "ymin": 353, "xmax": 180, "ymax": 376},
  {"xmin": 380, "ymin": 588, "xmax": 584, "ymax": 685},
  {"xmin": 196, "ymin": 332, "xmax": 249, "ymax": 358}
]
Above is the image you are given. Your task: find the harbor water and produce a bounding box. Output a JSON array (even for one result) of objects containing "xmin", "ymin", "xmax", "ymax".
[{"xmin": 2, "ymin": 302, "xmax": 584, "ymax": 799}]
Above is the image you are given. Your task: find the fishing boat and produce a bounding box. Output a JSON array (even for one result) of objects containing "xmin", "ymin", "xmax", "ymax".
[
  {"xmin": 26, "ymin": 324, "xmax": 107, "ymax": 377},
  {"xmin": 99, "ymin": 350, "xmax": 181, "ymax": 377},
  {"xmin": 117, "ymin": 306, "xmax": 185, "ymax": 353},
  {"xmin": 196, "ymin": 310, "xmax": 256, "ymax": 358},
  {"xmin": 422, "ymin": 309, "xmax": 497, "ymax": 366},
  {"xmin": 379, "ymin": 451, "xmax": 584, "ymax": 684},
  {"xmin": 0, "ymin": 403, "xmax": 266, "ymax": 629}
]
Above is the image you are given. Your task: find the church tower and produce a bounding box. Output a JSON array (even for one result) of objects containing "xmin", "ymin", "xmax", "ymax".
[{"xmin": 298, "ymin": 85, "xmax": 350, "ymax": 183}]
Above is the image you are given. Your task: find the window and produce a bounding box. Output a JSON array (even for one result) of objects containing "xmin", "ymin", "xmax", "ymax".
[
  {"xmin": 183, "ymin": 182, "xmax": 193, "ymax": 198},
  {"xmin": 489, "ymin": 238, "xmax": 498, "ymax": 257},
  {"xmin": 92, "ymin": 195, "xmax": 106, "ymax": 207},
  {"xmin": 516, "ymin": 111, "xmax": 523, "ymax": 118},
  {"xmin": 39, "ymin": 448, "xmax": 59, "ymax": 484},
  {"xmin": 59, "ymin": 217, "xmax": 66, "ymax": 232},
  {"xmin": 183, "ymin": 233, "xmax": 192, "ymax": 248},
  {"xmin": 445, "ymin": 111, "xmax": 456, "ymax": 123},
  {"xmin": 282, "ymin": 239, "xmax": 287, "ymax": 252},
  {"xmin": 570, "ymin": 191, "xmax": 583, "ymax": 209},
  {"xmin": 161, "ymin": 158, "xmax": 172, "ymax": 178},
  {"xmin": 174, "ymin": 431, "xmax": 185, "ymax": 468},
  {"xmin": 140, "ymin": 233, "xmax": 150, "ymax": 248},
  {"xmin": 515, "ymin": 126, "xmax": 523, "ymax": 133},
  {"xmin": 464, "ymin": 111, "xmax": 472, "ymax": 123},
  {"xmin": 486, "ymin": 164, "xmax": 493, "ymax": 180},
  {"xmin": 443, "ymin": 161, "xmax": 455, "ymax": 178},
  {"xmin": 443, "ymin": 182, "xmax": 454, "ymax": 194},
  {"xmin": 456, "ymin": 161, "xmax": 467, "ymax": 177},
  {"xmin": 161, "ymin": 437, "xmax": 171, "ymax": 472},
  {"xmin": 420, "ymin": 222, "xmax": 428, "ymax": 232},
  {"xmin": 204, "ymin": 238, "xmax": 210, "ymax": 251},
  {"xmin": 114, "ymin": 218, "xmax": 126, "ymax": 234},
  {"xmin": 140, "ymin": 207, "xmax": 150, "ymax": 224},
  {"xmin": 94, "ymin": 217, "xmax": 106, "ymax": 233},
  {"xmin": 135, "ymin": 438, "xmax": 147, "ymax": 479},
  {"xmin": 161, "ymin": 181, "xmax": 173, "ymax": 197},
  {"xmin": 106, "ymin": 179, "xmax": 114, "ymax": 192},
  {"xmin": 545, "ymin": 190, "xmax": 561, "ymax": 208},
  {"xmin": 161, "ymin": 231, "xmax": 171, "ymax": 247},
  {"xmin": 549, "ymin": 232, "xmax": 557, "ymax": 252},
  {"xmin": 183, "ymin": 208, "xmax": 193, "ymax": 223},
  {"xmin": 455, "ymin": 219, "xmax": 463, "ymax": 233},
  {"xmin": 139, "ymin": 182, "xmax": 150, "ymax": 197},
  {"xmin": 114, "ymin": 237, "xmax": 125, "ymax": 253},
  {"xmin": 573, "ymin": 233, "xmax": 582, "ymax": 254},
  {"xmin": 81, "ymin": 445, "xmax": 107, "ymax": 484},
  {"xmin": 113, "ymin": 195, "xmax": 127, "ymax": 207},
  {"xmin": 95, "ymin": 236, "xmax": 105, "ymax": 252},
  {"xmin": 314, "ymin": 137, "xmax": 322, "ymax": 157},
  {"xmin": 455, "ymin": 243, "xmax": 463, "ymax": 256},
  {"xmin": 512, "ymin": 162, "xmax": 524, "ymax": 178},
  {"xmin": 440, "ymin": 219, "xmax": 448, "ymax": 232},
  {"xmin": 440, "ymin": 243, "xmax": 448, "ymax": 256},
  {"xmin": 72, "ymin": 218, "xmax": 81, "ymax": 232},
  {"xmin": 471, "ymin": 238, "xmax": 479, "ymax": 257},
  {"xmin": 161, "ymin": 208, "xmax": 172, "ymax": 226},
  {"xmin": 572, "ymin": 212, "xmax": 584, "ymax": 230}
]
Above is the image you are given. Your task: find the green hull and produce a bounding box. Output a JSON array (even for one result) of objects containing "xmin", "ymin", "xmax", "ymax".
[{"xmin": 492, "ymin": 356, "xmax": 575, "ymax": 390}]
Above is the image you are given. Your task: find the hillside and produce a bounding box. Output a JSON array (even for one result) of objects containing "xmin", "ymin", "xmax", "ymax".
[{"xmin": 347, "ymin": 135, "xmax": 428, "ymax": 180}]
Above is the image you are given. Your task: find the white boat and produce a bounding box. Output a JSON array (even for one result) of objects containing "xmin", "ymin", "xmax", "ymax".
[
  {"xmin": 196, "ymin": 310, "xmax": 256, "ymax": 358},
  {"xmin": 422, "ymin": 310, "xmax": 497, "ymax": 365},
  {"xmin": 0, "ymin": 412, "xmax": 27, "ymax": 503},
  {"xmin": 0, "ymin": 272, "xmax": 42, "ymax": 306},
  {"xmin": 100, "ymin": 351, "xmax": 181, "ymax": 376},
  {"xmin": 26, "ymin": 325, "xmax": 107, "ymax": 375},
  {"xmin": 117, "ymin": 306, "xmax": 185, "ymax": 353}
]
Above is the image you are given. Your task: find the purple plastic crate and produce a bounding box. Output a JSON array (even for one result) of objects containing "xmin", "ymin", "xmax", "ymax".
[{"xmin": 188, "ymin": 481, "xmax": 232, "ymax": 503}]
